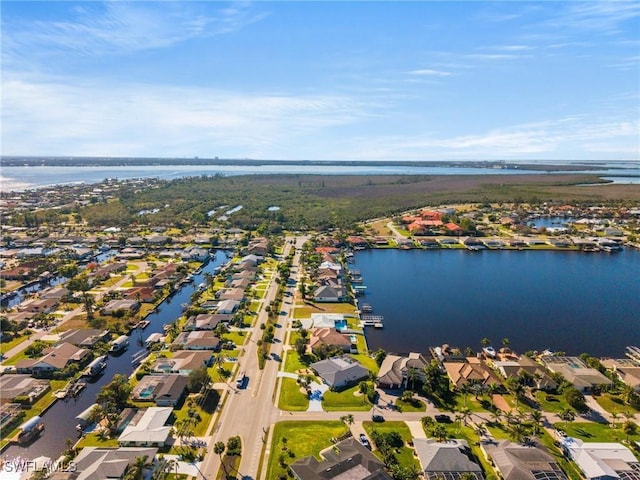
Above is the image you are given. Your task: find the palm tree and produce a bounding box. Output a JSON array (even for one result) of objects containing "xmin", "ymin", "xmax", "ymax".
[
  {"xmin": 128, "ymin": 456, "xmax": 149, "ymax": 480},
  {"xmin": 610, "ymin": 411, "xmax": 620, "ymax": 428},
  {"xmin": 508, "ymin": 421, "xmax": 529, "ymax": 443},
  {"xmin": 214, "ymin": 441, "xmax": 226, "ymax": 476},
  {"xmin": 459, "ymin": 406, "xmax": 472, "ymax": 427},
  {"xmin": 559, "ymin": 408, "xmax": 576, "ymax": 429},
  {"xmin": 433, "ymin": 424, "xmax": 448, "ymax": 442},
  {"xmin": 622, "ymin": 420, "xmax": 637, "ymax": 442},
  {"xmin": 340, "ymin": 414, "xmax": 354, "ymax": 428},
  {"xmin": 459, "ymin": 382, "xmax": 472, "ymax": 408},
  {"xmin": 529, "ymin": 409, "xmax": 543, "ymax": 435},
  {"xmin": 406, "ymin": 367, "xmax": 418, "ymax": 390},
  {"xmin": 481, "ymin": 337, "xmax": 491, "ymax": 348}
]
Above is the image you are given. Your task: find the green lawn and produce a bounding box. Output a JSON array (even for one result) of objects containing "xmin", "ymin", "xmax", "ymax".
[
  {"xmin": 222, "ymin": 331, "xmax": 247, "ymax": 347},
  {"xmin": 172, "ymin": 390, "xmax": 220, "ymax": 436},
  {"xmin": 362, "ymin": 421, "xmax": 419, "ymax": 471},
  {"xmin": 0, "ymin": 334, "xmax": 30, "ymax": 354},
  {"xmin": 75, "ymin": 432, "xmax": 119, "ymax": 448},
  {"xmin": 594, "ymin": 393, "xmax": 640, "ymax": 414},
  {"xmin": 322, "ymin": 385, "xmax": 372, "ymax": 411},
  {"xmin": 283, "ymin": 351, "xmax": 312, "ymax": 374},
  {"xmin": 395, "ymin": 398, "xmax": 426, "ymax": 412},
  {"xmin": 555, "ymin": 421, "xmax": 640, "ymax": 443},
  {"xmin": 535, "ymin": 391, "xmax": 571, "ymax": 413},
  {"xmin": 278, "ymin": 378, "xmax": 309, "ymax": 411},
  {"xmin": 266, "ymin": 421, "xmax": 348, "ymax": 480},
  {"xmin": 3, "ymin": 342, "xmax": 56, "ymax": 366}
]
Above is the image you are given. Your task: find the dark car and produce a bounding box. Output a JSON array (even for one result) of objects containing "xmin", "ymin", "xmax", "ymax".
[
  {"xmin": 435, "ymin": 414, "xmax": 453, "ymax": 423},
  {"xmin": 372, "ymin": 414, "xmax": 385, "ymax": 423}
]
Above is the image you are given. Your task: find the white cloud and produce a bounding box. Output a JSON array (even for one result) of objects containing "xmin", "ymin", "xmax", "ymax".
[
  {"xmin": 2, "ymin": 1, "xmax": 267, "ymax": 59},
  {"xmin": 0, "ymin": 73, "xmax": 374, "ymax": 157},
  {"xmin": 408, "ymin": 69, "xmax": 453, "ymax": 77}
]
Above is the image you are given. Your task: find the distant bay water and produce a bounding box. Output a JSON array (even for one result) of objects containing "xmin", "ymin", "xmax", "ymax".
[
  {"xmin": 355, "ymin": 248, "xmax": 640, "ymax": 358},
  {"xmin": 1, "ymin": 161, "xmax": 639, "ymax": 191}
]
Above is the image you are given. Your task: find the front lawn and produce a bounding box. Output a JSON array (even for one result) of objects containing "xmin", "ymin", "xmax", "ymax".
[
  {"xmin": 0, "ymin": 333, "xmax": 30, "ymax": 354},
  {"xmin": 283, "ymin": 351, "xmax": 312, "ymax": 374},
  {"xmin": 278, "ymin": 378, "xmax": 309, "ymax": 411},
  {"xmin": 555, "ymin": 421, "xmax": 640, "ymax": 443},
  {"xmin": 395, "ymin": 398, "xmax": 426, "ymax": 412},
  {"xmin": 594, "ymin": 393, "xmax": 640, "ymax": 415},
  {"xmin": 266, "ymin": 421, "xmax": 348, "ymax": 480},
  {"xmin": 172, "ymin": 390, "xmax": 220, "ymax": 437},
  {"xmin": 75, "ymin": 432, "xmax": 119, "ymax": 448},
  {"xmin": 322, "ymin": 385, "xmax": 371, "ymax": 411},
  {"xmin": 535, "ymin": 391, "xmax": 572, "ymax": 413},
  {"xmin": 362, "ymin": 421, "xmax": 419, "ymax": 471}
]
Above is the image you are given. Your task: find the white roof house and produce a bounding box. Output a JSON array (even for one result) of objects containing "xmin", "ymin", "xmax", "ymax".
[
  {"xmin": 561, "ymin": 437, "xmax": 640, "ymax": 480},
  {"xmin": 118, "ymin": 407, "xmax": 172, "ymax": 447}
]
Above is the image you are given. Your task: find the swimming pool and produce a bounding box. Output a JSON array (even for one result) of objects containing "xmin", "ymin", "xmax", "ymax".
[{"xmin": 335, "ymin": 320, "xmax": 347, "ymax": 330}]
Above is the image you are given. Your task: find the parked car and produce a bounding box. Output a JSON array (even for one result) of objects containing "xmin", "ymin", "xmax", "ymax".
[
  {"xmin": 435, "ymin": 414, "xmax": 452, "ymax": 423},
  {"xmin": 372, "ymin": 414, "xmax": 385, "ymax": 423},
  {"xmin": 359, "ymin": 434, "xmax": 370, "ymax": 448}
]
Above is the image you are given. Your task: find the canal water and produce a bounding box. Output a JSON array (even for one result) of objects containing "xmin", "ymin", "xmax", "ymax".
[
  {"xmin": 355, "ymin": 248, "xmax": 640, "ymax": 358},
  {"xmin": 3, "ymin": 252, "xmax": 229, "ymax": 460}
]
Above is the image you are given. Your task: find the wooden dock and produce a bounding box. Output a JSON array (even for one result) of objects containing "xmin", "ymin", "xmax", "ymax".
[{"xmin": 361, "ymin": 315, "xmax": 384, "ymax": 328}]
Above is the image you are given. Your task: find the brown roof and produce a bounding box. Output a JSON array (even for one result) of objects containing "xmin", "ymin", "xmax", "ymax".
[{"xmin": 309, "ymin": 328, "xmax": 352, "ymax": 350}]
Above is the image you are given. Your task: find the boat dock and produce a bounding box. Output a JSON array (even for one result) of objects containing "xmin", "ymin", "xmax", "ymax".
[
  {"xmin": 361, "ymin": 315, "xmax": 384, "ymax": 328},
  {"xmin": 626, "ymin": 346, "xmax": 640, "ymax": 363}
]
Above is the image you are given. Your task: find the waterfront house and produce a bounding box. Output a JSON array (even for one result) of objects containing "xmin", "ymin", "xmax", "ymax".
[
  {"xmin": 172, "ymin": 330, "xmax": 220, "ymax": 351},
  {"xmin": 218, "ymin": 287, "xmax": 246, "ymax": 302},
  {"xmin": 216, "ymin": 299, "xmax": 240, "ymax": 314},
  {"xmin": 123, "ymin": 287, "xmax": 156, "ymax": 303},
  {"xmin": 0, "ymin": 375, "xmax": 50, "ymax": 404},
  {"xmin": 184, "ymin": 313, "xmax": 231, "ymax": 331},
  {"xmin": 289, "ymin": 437, "xmax": 391, "ymax": 480},
  {"xmin": 313, "ymin": 285, "xmax": 348, "ymax": 303},
  {"xmin": 377, "ymin": 352, "xmax": 429, "ymax": 389},
  {"xmin": 16, "ymin": 342, "xmax": 89, "ymax": 376},
  {"xmin": 492, "ymin": 356, "xmax": 557, "ymax": 391},
  {"xmin": 308, "ymin": 327, "xmax": 352, "ymax": 354},
  {"xmin": 310, "ymin": 356, "xmax": 369, "ymax": 389},
  {"xmin": 16, "ymin": 297, "xmax": 59, "ymax": 314},
  {"xmin": 481, "ymin": 440, "xmax": 568, "ymax": 480},
  {"xmin": 58, "ymin": 328, "xmax": 111, "ymax": 348},
  {"xmin": 118, "ymin": 407, "xmax": 172, "ymax": 447},
  {"xmin": 600, "ymin": 358, "xmax": 640, "ymax": 391},
  {"xmin": 541, "ymin": 356, "xmax": 612, "ymax": 392},
  {"xmin": 66, "ymin": 446, "xmax": 158, "ymax": 480},
  {"xmin": 101, "ymin": 299, "xmax": 140, "ymax": 316},
  {"xmin": 560, "ymin": 437, "xmax": 640, "ymax": 480},
  {"xmin": 132, "ymin": 374, "xmax": 189, "ymax": 407},
  {"xmin": 443, "ymin": 357, "xmax": 501, "ymax": 389},
  {"xmin": 414, "ymin": 439, "xmax": 484, "ymax": 480},
  {"xmin": 152, "ymin": 350, "xmax": 214, "ymax": 374}
]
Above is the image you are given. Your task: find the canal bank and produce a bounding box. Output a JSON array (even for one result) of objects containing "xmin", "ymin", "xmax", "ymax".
[{"xmin": 1, "ymin": 252, "xmax": 229, "ymax": 460}]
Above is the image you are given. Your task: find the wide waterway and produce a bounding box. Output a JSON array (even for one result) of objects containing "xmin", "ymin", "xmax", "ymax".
[
  {"xmin": 355, "ymin": 248, "xmax": 640, "ymax": 358},
  {"xmin": 2, "ymin": 253, "xmax": 228, "ymax": 460},
  {"xmin": 2, "ymin": 161, "xmax": 639, "ymax": 191}
]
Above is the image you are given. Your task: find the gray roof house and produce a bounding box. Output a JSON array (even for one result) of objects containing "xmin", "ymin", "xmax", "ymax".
[
  {"xmin": 131, "ymin": 374, "xmax": 189, "ymax": 407},
  {"xmin": 560, "ymin": 437, "xmax": 640, "ymax": 480},
  {"xmin": 313, "ymin": 285, "xmax": 348, "ymax": 303},
  {"xmin": 482, "ymin": 440, "xmax": 568, "ymax": 480},
  {"xmin": 152, "ymin": 350, "xmax": 214, "ymax": 374},
  {"xmin": 217, "ymin": 299, "xmax": 240, "ymax": 314},
  {"xmin": 310, "ymin": 356, "xmax": 369, "ymax": 388},
  {"xmin": 290, "ymin": 437, "xmax": 392, "ymax": 480},
  {"xmin": 414, "ymin": 439, "xmax": 484, "ymax": 480},
  {"xmin": 58, "ymin": 328, "xmax": 111, "ymax": 348},
  {"xmin": 66, "ymin": 446, "xmax": 158, "ymax": 480}
]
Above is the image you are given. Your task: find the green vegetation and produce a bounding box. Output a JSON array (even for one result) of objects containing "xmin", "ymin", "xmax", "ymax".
[
  {"xmin": 278, "ymin": 378, "xmax": 309, "ymax": 411},
  {"xmin": 322, "ymin": 384, "xmax": 372, "ymax": 411},
  {"xmin": 266, "ymin": 421, "xmax": 348, "ymax": 480},
  {"xmin": 362, "ymin": 421, "xmax": 420, "ymax": 473},
  {"xmin": 556, "ymin": 421, "xmax": 640, "ymax": 443}
]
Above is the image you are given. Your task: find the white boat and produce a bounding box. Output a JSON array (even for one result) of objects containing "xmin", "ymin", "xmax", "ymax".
[
  {"xmin": 109, "ymin": 335, "xmax": 129, "ymax": 353},
  {"xmin": 482, "ymin": 346, "xmax": 496, "ymax": 358},
  {"xmin": 83, "ymin": 355, "xmax": 107, "ymax": 377}
]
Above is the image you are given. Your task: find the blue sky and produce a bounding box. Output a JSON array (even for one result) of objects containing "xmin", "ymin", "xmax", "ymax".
[{"xmin": 1, "ymin": 1, "xmax": 638, "ymax": 161}]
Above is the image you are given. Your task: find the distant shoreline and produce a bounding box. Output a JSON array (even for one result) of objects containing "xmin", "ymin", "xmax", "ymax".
[{"xmin": 0, "ymin": 156, "xmax": 630, "ymax": 171}]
